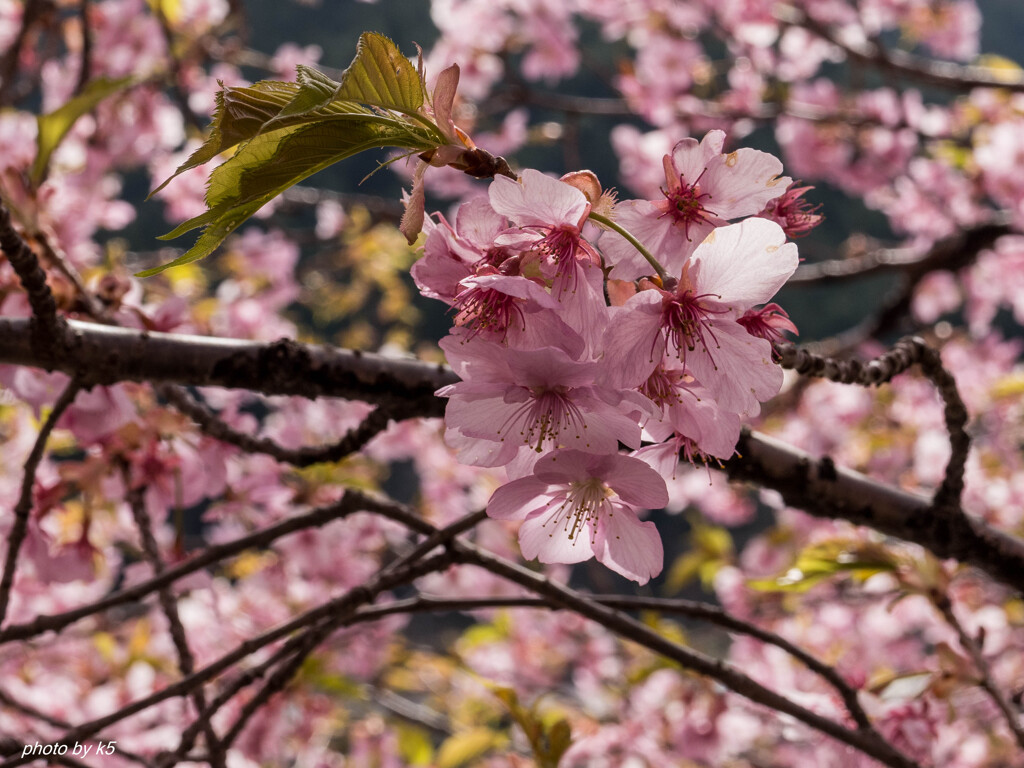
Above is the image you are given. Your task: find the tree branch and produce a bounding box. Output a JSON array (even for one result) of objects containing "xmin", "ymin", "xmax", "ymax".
[
  {"xmin": 2, "ymin": 319, "xmax": 1022, "ymax": 591},
  {"xmin": 0, "ymin": 489, "xmax": 417, "ymax": 645},
  {"xmin": 453, "ymin": 542, "xmax": 922, "ymax": 768},
  {"xmin": 781, "ymin": 6, "xmax": 1024, "ymax": 93},
  {"xmin": 0, "ymin": 378, "xmax": 82, "ymax": 627},
  {"xmin": 0, "ymin": 202, "xmax": 68, "ymax": 360}
]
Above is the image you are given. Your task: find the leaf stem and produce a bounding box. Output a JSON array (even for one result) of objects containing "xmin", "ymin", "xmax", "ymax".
[{"xmin": 588, "ymin": 211, "xmax": 668, "ymax": 282}]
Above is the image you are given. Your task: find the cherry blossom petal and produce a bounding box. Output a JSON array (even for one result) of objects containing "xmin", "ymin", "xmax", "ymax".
[
  {"xmin": 704, "ymin": 149, "xmax": 790, "ymax": 220},
  {"xmin": 489, "ymin": 168, "xmax": 590, "ymax": 229},
  {"xmin": 518, "ymin": 506, "xmax": 596, "ymax": 564},
  {"xmin": 594, "ymin": 511, "xmax": 663, "ymax": 585},
  {"xmin": 691, "ymin": 218, "xmax": 798, "ymax": 309},
  {"xmin": 487, "ymin": 476, "xmax": 555, "ymax": 520}
]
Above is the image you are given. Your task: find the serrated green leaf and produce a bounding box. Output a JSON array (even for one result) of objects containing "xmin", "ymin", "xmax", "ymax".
[
  {"xmin": 336, "ymin": 32, "xmax": 425, "ymax": 115},
  {"xmin": 140, "ymin": 116, "xmax": 433, "ymax": 276},
  {"xmin": 435, "ymin": 728, "xmax": 501, "ymax": 768},
  {"xmin": 32, "ymin": 75, "xmax": 134, "ymax": 186},
  {"xmin": 149, "ymin": 79, "xmax": 373, "ymax": 198}
]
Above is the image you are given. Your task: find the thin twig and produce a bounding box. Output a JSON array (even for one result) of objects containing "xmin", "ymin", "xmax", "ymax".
[
  {"xmin": 775, "ymin": 336, "xmax": 970, "ymax": 512},
  {"xmin": 0, "ymin": 379, "xmax": 81, "ymax": 627},
  {"xmin": 121, "ymin": 463, "xmax": 225, "ymax": 768},
  {"xmin": 159, "ymin": 385, "xmax": 395, "ymax": 467},
  {"xmin": 453, "ymin": 542, "xmax": 922, "ymax": 768},
  {"xmin": 0, "ymin": 550, "xmax": 453, "ymax": 768},
  {"xmin": 0, "ymin": 491, "xmax": 395, "ymax": 645},
  {"xmin": 0, "ymin": 691, "xmax": 154, "ymax": 767},
  {"xmin": 73, "ymin": 0, "xmax": 93, "ymax": 94},
  {"xmin": 153, "ymin": 550, "xmax": 454, "ymax": 767},
  {"xmin": 933, "ymin": 595, "xmax": 1024, "ymax": 751},
  {"xmin": 350, "ymin": 593, "xmax": 873, "ymax": 730},
  {"xmin": 780, "ymin": 5, "xmax": 1024, "ymax": 93}
]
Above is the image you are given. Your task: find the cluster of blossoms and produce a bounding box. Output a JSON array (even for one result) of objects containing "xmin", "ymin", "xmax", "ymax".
[{"xmin": 413, "ymin": 130, "xmax": 802, "ymax": 583}]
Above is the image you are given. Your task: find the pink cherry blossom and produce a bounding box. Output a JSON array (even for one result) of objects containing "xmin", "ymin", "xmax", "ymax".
[
  {"xmin": 600, "ymin": 130, "xmax": 791, "ymax": 279},
  {"xmin": 487, "ymin": 449, "xmax": 668, "ymax": 584},
  {"xmin": 437, "ymin": 332, "xmax": 653, "ymax": 467},
  {"xmin": 488, "ymin": 168, "xmax": 599, "ymax": 285},
  {"xmin": 606, "ymin": 217, "xmax": 799, "ymax": 415}
]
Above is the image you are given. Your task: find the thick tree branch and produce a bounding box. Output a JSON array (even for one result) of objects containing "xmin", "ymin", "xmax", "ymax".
[
  {"xmin": 0, "ymin": 203, "xmax": 68, "ymax": 360},
  {"xmin": 0, "ymin": 318, "xmax": 450, "ymax": 413},
  {"xmin": 726, "ymin": 429, "xmax": 1024, "ymax": 592},
  {"xmin": 2, "ymin": 318, "xmax": 1023, "ymax": 591}
]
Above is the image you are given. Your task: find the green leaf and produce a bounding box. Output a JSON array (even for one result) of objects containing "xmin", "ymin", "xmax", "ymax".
[
  {"xmin": 139, "ymin": 116, "xmax": 433, "ymax": 276},
  {"xmin": 541, "ymin": 718, "xmax": 572, "ymax": 767},
  {"xmin": 747, "ymin": 540, "xmax": 898, "ymax": 593},
  {"xmin": 435, "ymin": 728, "xmax": 501, "ymax": 768},
  {"xmin": 32, "ymin": 76, "xmax": 134, "ymax": 186},
  {"xmin": 395, "ymin": 723, "xmax": 434, "ymax": 766},
  {"xmin": 148, "ymin": 78, "xmax": 371, "ymax": 197},
  {"xmin": 335, "ymin": 32, "xmax": 425, "ymax": 115},
  {"xmin": 665, "ymin": 517, "xmax": 733, "ymax": 592}
]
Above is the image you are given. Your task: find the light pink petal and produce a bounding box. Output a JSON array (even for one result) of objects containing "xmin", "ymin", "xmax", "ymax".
[
  {"xmin": 634, "ymin": 442, "xmax": 680, "ymax": 479},
  {"xmin": 704, "ymin": 148, "xmax": 789, "ymax": 220},
  {"xmin": 532, "ymin": 449, "xmax": 592, "ymax": 484},
  {"xmin": 692, "ymin": 218, "xmax": 798, "ymax": 308},
  {"xmin": 551, "ymin": 261, "xmax": 609, "ymax": 356},
  {"xmin": 489, "ymin": 169, "xmax": 589, "ymax": 229},
  {"xmin": 600, "ymin": 292, "xmax": 665, "ymax": 386},
  {"xmin": 509, "ymin": 310, "xmax": 586, "ymax": 361},
  {"xmin": 487, "ymin": 476, "xmax": 554, "ymax": 520},
  {"xmin": 601, "ymin": 454, "xmax": 669, "ymax": 508},
  {"xmin": 455, "ymin": 195, "xmax": 507, "ymax": 247},
  {"xmin": 594, "ymin": 511, "xmax": 663, "ymax": 585},
  {"xmin": 683, "ymin": 320, "xmax": 783, "ymax": 415},
  {"xmin": 461, "ymin": 273, "xmax": 560, "ymax": 308},
  {"xmin": 431, "ymin": 63, "xmax": 460, "ymax": 142},
  {"xmin": 668, "ymin": 130, "xmax": 726, "ymax": 186},
  {"xmin": 411, "ymin": 240, "xmax": 471, "ymax": 301},
  {"xmin": 599, "ymin": 200, "xmax": 672, "ymax": 280},
  {"xmin": 450, "ymin": 430, "xmax": 519, "ymax": 467},
  {"xmin": 519, "ymin": 505, "xmax": 596, "ymax": 564},
  {"xmin": 440, "ymin": 331, "xmax": 515, "ymax": 381},
  {"xmin": 504, "ymin": 346, "xmax": 602, "ymax": 389}
]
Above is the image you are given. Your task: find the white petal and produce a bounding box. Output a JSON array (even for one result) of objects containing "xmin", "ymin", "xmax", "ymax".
[{"xmin": 692, "ymin": 219, "xmax": 798, "ymax": 308}]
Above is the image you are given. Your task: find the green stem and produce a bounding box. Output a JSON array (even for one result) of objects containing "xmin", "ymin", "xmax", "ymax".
[{"xmin": 588, "ymin": 212, "xmax": 668, "ymax": 282}]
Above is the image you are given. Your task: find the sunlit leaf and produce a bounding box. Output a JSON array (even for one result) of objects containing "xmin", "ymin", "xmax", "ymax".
[
  {"xmin": 436, "ymin": 728, "xmax": 502, "ymax": 768},
  {"xmin": 140, "ymin": 117, "xmax": 434, "ymax": 275},
  {"xmin": 666, "ymin": 517, "xmax": 733, "ymax": 592},
  {"xmin": 32, "ymin": 76, "xmax": 134, "ymax": 186},
  {"xmin": 335, "ymin": 32, "xmax": 425, "ymax": 115},
  {"xmin": 748, "ymin": 540, "xmax": 898, "ymax": 593},
  {"xmin": 148, "ymin": 79, "xmax": 368, "ymax": 197},
  {"xmin": 870, "ymin": 671, "xmax": 934, "ymax": 701},
  {"xmin": 395, "ymin": 723, "xmax": 434, "ymax": 766}
]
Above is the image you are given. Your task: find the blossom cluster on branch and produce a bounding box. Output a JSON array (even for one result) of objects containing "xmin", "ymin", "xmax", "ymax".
[{"xmin": 1, "ymin": 1, "xmax": 1024, "ymax": 767}]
